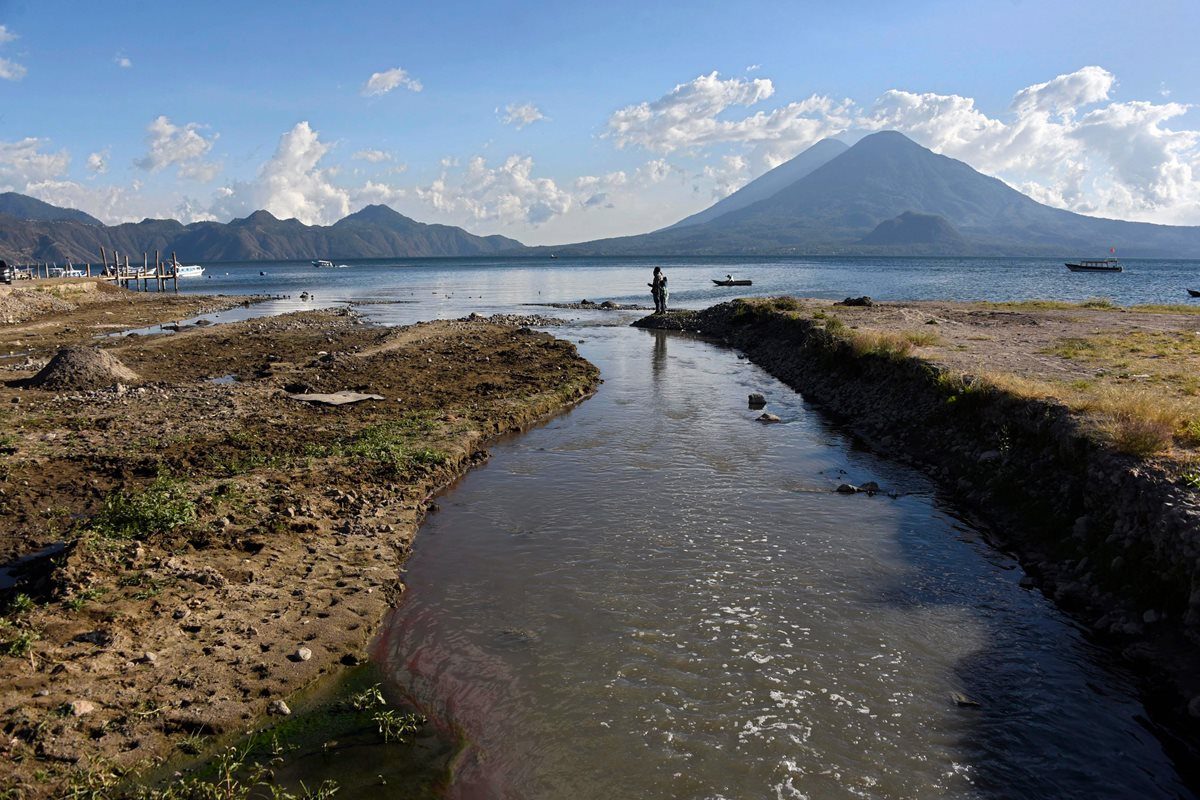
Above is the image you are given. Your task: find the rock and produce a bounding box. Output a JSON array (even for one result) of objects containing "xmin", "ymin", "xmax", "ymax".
[
  {"xmin": 950, "ymin": 692, "xmax": 981, "ymax": 708},
  {"xmin": 1143, "ymin": 609, "xmax": 1160, "ymax": 625},
  {"xmin": 756, "ymin": 412, "xmax": 782, "ymax": 423},
  {"xmin": 978, "ymin": 450, "xmax": 1001, "ymax": 463},
  {"xmin": 286, "ymin": 391, "xmax": 385, "ymax": 406},
  {"xmin": 837, "ymin": 296, "xmax": 874, "ymax": 307},
  {"xmin": 68, "ymin": 700, "xmax": 96, "ymax": 717},
  {"xmin": 139, "ymin": 651, "xmax": 158, "ymax": 665},
  {"xmin": 292, "ymin": 647, "xmax": 313, "ymax": 662},
  {"xmin": 267, "ymin": 699, "xmax": 291, "ymax": 716},
  {"xmin": 858, "ymin": 481, "xmax": 881, "ymax": 495},
  {"xmin": 1188, "ymin": 695, "xmax": 1200, "ymax": 719},
  {"xmin": 748, "ymin": 393, "xmax": 766, "ymax": 409},
  {"xmin": 836, "ymin": 484, "xmax": 858, "ymax": 494},
  {"xmin": 1019, "ymin": 575, "xmax": 1037, "ymax": 589}
]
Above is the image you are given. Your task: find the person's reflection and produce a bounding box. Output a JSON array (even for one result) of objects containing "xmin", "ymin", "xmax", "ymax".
[{"xmin": 651, "ymin": 329, "xmax": 668, "ymax": 382}]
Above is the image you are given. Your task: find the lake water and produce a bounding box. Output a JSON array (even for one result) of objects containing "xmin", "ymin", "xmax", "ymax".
[
  {"xmin": 177, "ymin": 257, "xmax": 1196, "ymax": 798},
  {"xmin": 180, "ymin": 255, "xmax": 1200, "ymax": 327}
]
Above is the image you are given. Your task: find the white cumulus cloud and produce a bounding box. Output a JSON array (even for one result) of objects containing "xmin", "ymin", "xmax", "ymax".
[
  {"xmin": 499, "ymin": 102, "xmax": 546, "ymax": 129},
  {"xmin": 212, "ymin": 121, "xmax": 406, "ymax": 225},
  {"xmin": 361, "ymin": 67, "xmax": 422, "ymax": 96},
  {"xmin": 134, "ymin": 116, "xmax": 220, "ymax": 181},
  {"xmin": 0, "ymin": 138, "xmax": 70, "ymax": 186},
  {"xmin": 605, "ymin": 71, "xmax": 854, "ymax": 167},
  {"xmin": 352, "ymin": 149, "xmax": 392, "ymax": 163},
  {"xmin": 86, "ymin": 150, "xmax": 108, "ymax": 175},
  {"xmin": 114, "ymin": 54, "xmax": 132, "ymax": 68},
  {"xmin": 0, "ymin": 25, "xmax": 25, "ymax": 81},
  {"xmin": 416, "ymin": 155, "xmax": 573, "ymax": 226}
]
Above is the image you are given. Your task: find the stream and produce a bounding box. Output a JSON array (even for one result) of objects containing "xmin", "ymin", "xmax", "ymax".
[{"xmin": 365, "ymin": 323, "xmax": 1192, "ymax": 799}]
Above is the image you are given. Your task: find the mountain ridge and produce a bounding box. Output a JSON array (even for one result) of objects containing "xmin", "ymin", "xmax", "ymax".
[
  {"xmin": 535, "ymin": 131, "xmax": 1200, "ymax": 258},
  {"xmin": 0, "ymin": 198, "xmax": 523, "ymax": 262}
]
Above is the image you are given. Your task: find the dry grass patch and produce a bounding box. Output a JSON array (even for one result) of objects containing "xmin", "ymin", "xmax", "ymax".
[{"xmin": 1074, "ymin": 386, "xmax": 1198, "ymax": 457}]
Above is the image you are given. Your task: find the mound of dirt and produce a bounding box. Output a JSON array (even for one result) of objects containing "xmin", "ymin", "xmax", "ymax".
[{"xmin": 27, "ymin": 346, "xmax": 141, "ymax": 390}]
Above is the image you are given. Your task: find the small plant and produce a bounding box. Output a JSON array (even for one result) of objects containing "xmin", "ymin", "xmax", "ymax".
[
  {"xmin": 1180, "ymin": 465, "xmax": 1200, "ymax": 491},
  {"xmin": 63, "ymin": 587, "xmax": 106, "ymax": 612},
  {"xmin": 9, "ymin": 593, "xmax": 34, "ymax": 614},
  {"xmin": 89, "ymin": 476, "xmax": 196, "ymax": 541},
  {"xmin": 347, "ymin": 684, "xmax": 386, "ymax": 712},
  {"xmin": 771, "ymin": 296, "xmax": 803, "ymax": 312},
  {"xmin": 0, "ymin": 619, "xmax": 39, "ymax": 658},
  {"xmin": 372, "ymin": 709, "xmax": 424, "ymax": 743},
  {"xmin": 901, "ymin": 330, "xmax": 941, "ymax": 347}
]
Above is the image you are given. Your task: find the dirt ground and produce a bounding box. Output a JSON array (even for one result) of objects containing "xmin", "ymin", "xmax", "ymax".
[
  {"xmin": 0, "ymin": 279, "xmax": 262, "ymax": 357},
  {"xmin": 0, "ymin": 292, "xmax": 599, "ymax": 798},
  {"xmin": 751, "ymin": 296, "xmax": 1200, "ymax": 460}
]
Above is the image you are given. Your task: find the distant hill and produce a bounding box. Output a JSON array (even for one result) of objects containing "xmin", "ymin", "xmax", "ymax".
[
  {"xmin": 0, "ymin": 199, "xmax": 523, "ymax": 262},
  {"xmin": 860, "ymin": 211, "xmax": 966, "ymax": 250},
  {"xmin": 0, "ymin": 192, "xmax": 102, "ymax": 225},
  {"xmin": 664, "ymin": 138, "xmax": 847, "ymax": 230},
  {"xmin": 537, "ymin": 131, "xmax": 1200, "ymax": 257}
]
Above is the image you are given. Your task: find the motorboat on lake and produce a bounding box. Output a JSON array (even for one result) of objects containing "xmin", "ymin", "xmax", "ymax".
[
  {"xmin": 312, "ymin": 259, "xmax": 334, "ymax": 268},
  {"xmin": 1065, "ymin": 259, "xmax": 1122, "ymax": 272},
  {"xmin": 175, "ymin": 265, "xmax": 204, "ymax": 278}
]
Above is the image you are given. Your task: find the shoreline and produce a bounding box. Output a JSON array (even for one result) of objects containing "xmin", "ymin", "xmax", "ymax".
[
  {"xmin": 0, "ymin": 287, "xmax": 599, "ymax": 797},
  {"xmin": 635, "ymin": 297, "xmax": 1200, "ymax": 770}
]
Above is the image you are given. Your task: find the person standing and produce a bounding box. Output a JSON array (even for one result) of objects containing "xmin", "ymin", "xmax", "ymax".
[{"xmin": 648, "ymin": 266, "xmax": 668, "ymax": 314}]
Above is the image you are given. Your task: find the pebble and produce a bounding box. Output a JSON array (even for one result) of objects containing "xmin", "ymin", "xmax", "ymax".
[
  {"xmin": 69, "ymin": 700, "xmax": 96, "ymax": 717},
  {"xmin": 140, "ymin": 651, "xmax": 158, "ymax": 664},
  {"xmin": 294, "ymin": 646, "xmax": 313, "ymax": 662},
  {"xmin": 268, "ymin": 699, "xmax": 291, "ymax": 716}
]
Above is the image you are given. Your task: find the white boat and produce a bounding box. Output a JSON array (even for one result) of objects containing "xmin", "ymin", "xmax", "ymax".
[
  {"xmin": 312, "ymin": 259, "xmax": 334, "ymax": 268},
  {"xmin": 175, "ymin": 265, "xmax": 204, "ymax": 278}
]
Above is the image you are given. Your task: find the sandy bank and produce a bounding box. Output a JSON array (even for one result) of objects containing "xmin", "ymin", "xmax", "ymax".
[
  {"xmin": 0, "ymin": 296, "xmax": 598, "ymax": 797},
  {"xmin": 636, "ymin": 297, "xmax": 1200, "ymax": 751}
]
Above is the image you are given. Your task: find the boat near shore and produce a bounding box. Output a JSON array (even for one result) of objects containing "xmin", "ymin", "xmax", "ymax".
[
  {"xmin": 312, "ymin": 259, "xmax": 334, "ymax": 268},
  {"xmin": 713, "ymin": 275, "xmax": 753, "ymax": 286},
  {"xmin": 174, "ymin": 264, "xmax": 204, "ymax": 278},
  {"xmin": 1066, "ymin": 258, "xmax": 1122, "ymax": 272}
]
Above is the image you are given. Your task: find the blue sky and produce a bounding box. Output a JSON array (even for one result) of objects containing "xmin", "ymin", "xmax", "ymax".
[{"xmin": 1, "ymin": 0, "xmax": 1198, "ymax": 244}]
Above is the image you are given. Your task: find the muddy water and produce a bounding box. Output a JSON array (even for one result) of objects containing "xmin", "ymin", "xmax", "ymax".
[{"xmin": 374, "ymin": 325, "xmax": 1191, "ymax": 799}]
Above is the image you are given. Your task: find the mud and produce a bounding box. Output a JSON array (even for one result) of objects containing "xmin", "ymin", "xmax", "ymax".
[{"xmin": 0, "ymin": 293, "xmax": 598, "ymax": 798}]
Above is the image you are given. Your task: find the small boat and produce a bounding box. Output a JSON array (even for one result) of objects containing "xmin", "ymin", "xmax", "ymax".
[
  {"xmin": 312, "ymin": 259, "xmax": 334, "ymax": 268},
  {"xmin": 1065, "ymin": 259, "xmax": 1122, "ymax": 272},
  {"xmin": 550, "ymin": 254, "xmax": 559, "ymax": 259},
  {"xmin": 713, "ymin": 275, "xmax": 753, "ymax": 286},
  {"xmin": 175, "ymin": 264, "xmax": 204, "ymax": 278},
  {"xmin": 1188, "ymin": 289, "xmax": 1200, "ymax": 298}
]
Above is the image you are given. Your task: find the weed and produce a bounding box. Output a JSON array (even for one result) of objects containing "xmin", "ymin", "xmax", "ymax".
[
  {"xmin": 847, "ymin": 330, "xmax": 914, "ymax": 360},
  {"xmin": 771, "ymin": 296, "xmax": 804, "ymax": 312},
  {"xmin": 0, "ymin": 618, "xmax": 40, "ymax": 658},
  {"xmin": 901, "ymin": 330, "xmax": 941, "ymax": 347},
  {"xmin": 372, "ymin": 709, "xmax": 424, "ymax": 743},
  {"xmin": 823, "ymin": 316, "xmax": 847, "ymax": 336},
  {"xmin": 347, "ymin": 684, "xmax": 387, "ymax": 712},
  {"xmin": 9, "ymin": 593, "xmax": 34, "ymax": 614},
  {"xmin": 88, "ymin": 477, "xmax": 196, "ymax": 541}
]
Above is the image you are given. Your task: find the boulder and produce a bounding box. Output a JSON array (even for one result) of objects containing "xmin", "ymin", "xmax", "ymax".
[
  {"xmin": 836, "ymin": 484, "xmax": 858, "ymax": 494},
  {"xmin": 837, "ymin": 296, "xmax": 874, "ymax": 307},
  {"xmin": 756, "ymin": 413, "xmax": 782, "ymax": 423},
  {"xmin": 748, "ymin": 393, "xmax": 766, "ymax": 409}
]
